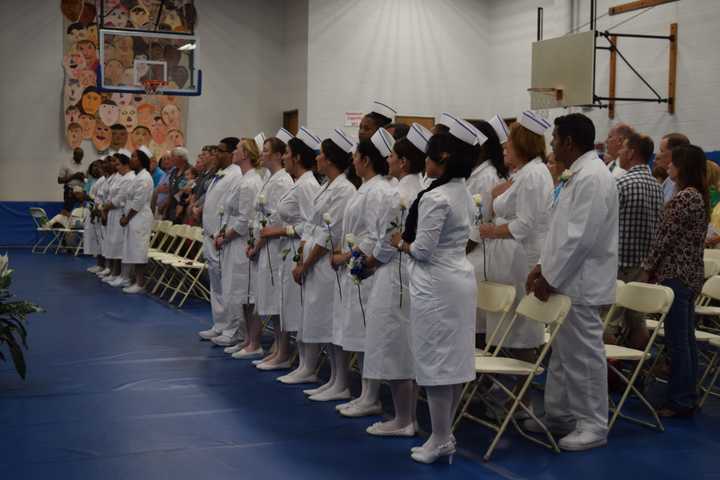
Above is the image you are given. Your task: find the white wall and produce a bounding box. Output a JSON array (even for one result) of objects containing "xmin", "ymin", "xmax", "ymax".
[
  {"xmin": 488, "ymin": 0, "xmax": 720, "ymax": 151},
  {"xmin": 0, "ymin": 0, "xmax": 308, "ymax": 202},
  {"xmin": 306, "ymin": 0, "xmax": 492, "ymax": 136},
  {"xmin": 0, "ymin": 0, "xmax": 65, "ymax": 202}
]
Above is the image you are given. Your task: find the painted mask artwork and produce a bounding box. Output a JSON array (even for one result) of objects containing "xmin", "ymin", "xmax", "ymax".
[
  {"xmin": 119, "ymin": 105, "xmax": 138, "ymax": 131},
  {"xmin": 161, "ymin": 103, "xmax": 181, "ymax": 130},
  {"xmin": 65, "ymin": 105, "xmax": 81, "ymax": 126},
  {"xmin": 150, "ymin": 116, "xmax": 168, "ymax": 145},
  {"xmin": 63, "ymin": 51, "xmax": 87, "ymax": 79},
  {"xmin": 77, "ymin": 69, "xmax": 97, "ymax": 89},
  {"xmin": 62, "ymin": 3, "xmax": 192, "ymax": 152},
  {"xmin": 167, "ymin": 129, "xmax": 185, "ymax": 148},
  {"xmin": 111, "ymin": 92, "xmax": 133, "ymax": 107},
  {"xmin": 81, "ymin": 87, "xmax": 102, "ymax": 116},
  {"xmin": 130, "ymin": 6, "xmax": 151, "ymax": 29},
  {"xmin": 65, "ymin": 81, "xmax": 84, "ymax": 105},
  {"xmin": 99, "ymin": 101, "xmax": 120, "ymax": 126},
  {"xmin": 79, "ymin": 113, "xmax": 95, "ymax": 140},
  {"xmin": 131, "ymin": 126, "xmax": 152, "ymax": 150},
  {"xmin": 67, "ymin": 123, "xmax": 84, "ymax": 149},
  {"xmin": 93, "ymin": 120, "xmax": 112, "ymax": 152},
  {"xmin": 136, "ymin": 103, "xmax": 156, "ymax": 127},
  {"xmin": 105, "ymin": 5, "xmax": 129, "ymax": 28}
]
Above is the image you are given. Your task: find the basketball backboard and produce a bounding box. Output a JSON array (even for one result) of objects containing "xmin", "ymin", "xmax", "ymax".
[
  {"xmin": 98, "ymin": 29, "xmax": 201, "ymax": 96},
  {"xmin": 530, "ymin": 30, "xmax": 596, "ymax": 109}
]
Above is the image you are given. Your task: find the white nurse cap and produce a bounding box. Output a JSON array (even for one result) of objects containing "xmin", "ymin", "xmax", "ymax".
[
  {"xmin": 407, "ymin": 123, "xmax": 432, "ymax": 153},
  {"xmin": 254, "ymin": 132, "xmax": 266, "ymax": 153},
  {"xmin": 296, "ymin": 126, "xmax": 321, "ymax": 151},
  {"xmin": 275, "ymin": 128, "xmax": 293, "ymax": 145},
  {"xmin": 488, "ymin": 114, "xmax": 510, "ymax": 144},
  {"xmin": 138, "ymin": 145, "xmax": 153, "ymax": 158},
  {"xmin": 371, "ymin": 127, "xmax": 395, "ymax": 158},
  {"xmin": 518, "ymin": 110, "xmax": 552, "ymax": 136},
  {"xmin": 329, "ymin": 128, "xmax": 355, "ymax": 154},
  {"xmin": 369, "ymin": 100, "xmax": 397, "ymax": 120},
  {"xmin": 449, "ymin": 117, "xmax": 487, "ymax": 146}
]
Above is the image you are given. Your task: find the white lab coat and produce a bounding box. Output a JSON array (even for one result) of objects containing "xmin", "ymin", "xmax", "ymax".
[
  {"xmin": 465, "ymin": 162, "xmax": 504, "ymax": 334},
  {"xmin": 122, "ymin": 169, "xmax": 154, "ymax": 264},
  {"xmin": 363, "ymin": 173, "xmax": 423, "ymax": 380},
  {"xmin": 408, "ymin": 178, "xmax": 477, "ymax": 386},
  {"xmin": 539, "ymin": 150, "xmax": 618, "ymax": 434},
  {"xmin": 276, "ymin": 171, "xmax": 321, "ymax": 333},
  {"xmin": 99, "ymin": 174, "xmax": 115, "ymax": 258},
  {"xmin": 201, "ymin": 164, "xmax": 242, "ymax": 336},
  {"xmin": 485, "ymin": 157, "xmax": 553, "ymax": 349},
  {"xmin": 104, "ymin": 170, "xmax": 135, "ymax": 260},
  {"xmin": 333, "ymin": 175, "xmax": 393, "ymax": 352},
  {"xmin": 254, "ymin": 169, "xmax": 294, "ymax": 316},
  {"xmin": 84, "ymin": 176, "xmax": 105, "ymax": 256},
  {"xmin": 223, "ymin": 167, "xmax": 264, "ymax": 309},
  {"xmin": 301, "ymin": 174, "xmax": 356, "ymax": 344}
]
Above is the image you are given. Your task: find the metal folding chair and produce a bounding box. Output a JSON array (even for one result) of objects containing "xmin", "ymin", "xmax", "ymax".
[{"xmin": 453, "ymin": 293, "xmax": 572, "ymax": 461}]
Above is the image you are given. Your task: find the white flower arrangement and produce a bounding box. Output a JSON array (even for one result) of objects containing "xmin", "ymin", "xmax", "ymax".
[
  {"xmin": 216, "ymin": 169, "xmax": 227, "ymax": 177},
  {"xmin": 257, "ymin": 193, "xmax": 267, "ymax": 206},
  {"xmin": 473, "ymin": 194, "xmax": 484, "ymax": 225},
  {"xmin": 323, "ymin": 213, "xmax": 332, "ymax": 225},
  {"xmin": 559, "ymin": 169, "xmax": 573, "ymax": 182},
  {"xmin": 472, "ymin": 194, "xmax": 482, "ymax": 207},
  {"xmin": 345, "ymin": 233, "xmax": 356, "ymax": 250}
]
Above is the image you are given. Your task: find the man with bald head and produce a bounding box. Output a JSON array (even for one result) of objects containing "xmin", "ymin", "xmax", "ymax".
[{"xmin": 604, "ymin": 123, "xmax": 635, "ymax": 178}]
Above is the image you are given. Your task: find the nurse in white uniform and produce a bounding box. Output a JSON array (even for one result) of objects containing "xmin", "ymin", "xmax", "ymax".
[
  {"xmin": 257, "ymin": 128, "xmax": 321, "ymax": 371},
  {"xmin": 362, "ymin": 124, "xmax": 427, "ymax": 436},
  {"xmin": 464, "ymin": 116, "xmax": 510, "ymax": 339},
  {"xmin": 197, "ymin": 138, "xmax": 244, "ymax": 343},
  {"xmin": 85, "ymin": 160, "xmax": 106, "ymax": 273},
  {"xmin": 96, "ymin": 158, "xmax": 117, "ymax": 278},
  {"xmin": 478, "ymin": 112, "xmax": 554, "ymax": 357},
  {"xmin": 215, "ymin": 138, "xmax": 264, "ymax": 357},
  {"xmin": 313, "ymin": 128, "xmax": 393, "ymax": 411},
  {"xmin": 102, "ymin": 151, "xmax": 135, "ymax": 288},
  {"xmin": 526, "ymin": 113, "xmax": 617, "ymax": 451},
  {"xmin": 246, "ymin": 136, "xmax": 294, "ymax": 364},
  {"xmin": 120, "ymin": 146, "xmax": 155, "ymax": 294},
  {"xmin": 279, "ymin": 127, "xmax": 356, "ymax": 385},
  {"xmin": 391, "ymin": 117, "xmax": 478, "ymax": 465}
]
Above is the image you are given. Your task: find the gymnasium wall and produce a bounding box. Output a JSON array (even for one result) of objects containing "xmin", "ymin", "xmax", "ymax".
[
  {"xmin": 488, "ymin": 0, "xmax": 720, "ymax": 151},
  {"xmin": 0, "ymin": 0, "xmax": 309, "ymax": 203},
  {"xmin": 306, "ymin": 0, "xmax": 492, "ymax": 135}
]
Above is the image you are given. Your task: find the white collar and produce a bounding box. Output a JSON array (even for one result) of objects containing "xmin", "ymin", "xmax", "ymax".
[{"xmin": 569, "ymin": 150, "xmax": 598, "ymax": 174}]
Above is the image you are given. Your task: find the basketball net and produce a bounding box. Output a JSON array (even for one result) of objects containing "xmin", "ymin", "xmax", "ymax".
[{"xmin": 142, "ymin": 80, "xmax": 168, "ymax": 96}]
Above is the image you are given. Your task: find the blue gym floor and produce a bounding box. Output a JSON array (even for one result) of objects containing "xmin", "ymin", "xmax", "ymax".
[{"xmin": 1, "ymin": 250, "xmax": 719, "ymax": 479}]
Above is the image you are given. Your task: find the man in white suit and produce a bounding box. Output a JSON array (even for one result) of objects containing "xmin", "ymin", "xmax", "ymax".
[{"xmin": 526, "ymin": 113, "xmax": 618, "ymax": 451}]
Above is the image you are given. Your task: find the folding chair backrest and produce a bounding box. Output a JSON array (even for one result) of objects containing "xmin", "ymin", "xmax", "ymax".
[
  {"xmin": 704, "ymin": 249, "xmax": 720, "ymax": 262},
  {"xmin": 701, "ymin": 275, "xmax": 720, "ymax": 302},
  {"xmin": 29, "ymin": 207, "xmax": 49, "ymax": 228},
  {"xmin": 515, "ymin": 293, "xmax": 572, "ymax": 326},
  {"xmin": 617, "ymin": 282, "xmax": 674, "ymax": 315},
  {"xmin": 477, "ymin": 281, "xmax": 516, "ymax": 313},
  {"xmin": 704, "ymin": 259, "xmax": 720, "ymax": 280}
]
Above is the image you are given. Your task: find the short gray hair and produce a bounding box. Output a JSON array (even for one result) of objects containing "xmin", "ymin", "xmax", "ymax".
[{"xmin": 171, "ymin": 147, "xmax": 189, "ymax": 162}]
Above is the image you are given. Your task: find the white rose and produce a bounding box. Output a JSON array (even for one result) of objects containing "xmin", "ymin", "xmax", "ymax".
[
  {"xmin": 399, "ymin": 198, "xmax": 408, "ymax": 210},
  {"xmin": 323, "ymin": 213, "xmax": 332, "ymax": 225},
  {"xmin": 560, "ymin": 169, "xmax": 573, "ymax": 182},
  {"xmin": 345, "ymin": 233, "xmax": 356, "ymax": 247},
  {"xmin": 258, "ymin": 193, "xmax": 267, "ymax": 205},
  {"xmin": 472, "ymin": 194, "xmax": 482, "ymax": 207},
  {"xmin": 218, "ymin": 206, "xmax": 224, "ymax": 216},
  {"xmin": 286, "ymin": 226, "xmax": 295, "ymax": 237}
]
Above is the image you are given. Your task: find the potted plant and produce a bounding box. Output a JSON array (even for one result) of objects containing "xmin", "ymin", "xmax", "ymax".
[{"xmin": 0, "ymin": 254, "xmax": 43, "ymax": 379}]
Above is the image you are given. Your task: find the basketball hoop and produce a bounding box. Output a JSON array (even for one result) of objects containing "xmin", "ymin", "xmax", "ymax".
[
  {"xmin": 142, "ymin": 79, "xmax": 169, "ymax": 96},
  {"xmin": 528, "ymin": 87, "xmax": 564, "ymax": 118}
]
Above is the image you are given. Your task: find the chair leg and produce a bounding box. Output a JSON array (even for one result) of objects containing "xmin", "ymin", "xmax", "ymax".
[
  {"xmin": 699, "ymin": 351, "xmax": 720, "ymax": 408},
  {"xmin": 608, "ymin": 361, "xmax": 663, "ymax": 431}
]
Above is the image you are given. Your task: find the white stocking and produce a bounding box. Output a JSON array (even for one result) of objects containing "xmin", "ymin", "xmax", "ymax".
[{"xmin": 424, "ymin": 385, "xmax": 454, "ymax": 449}]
